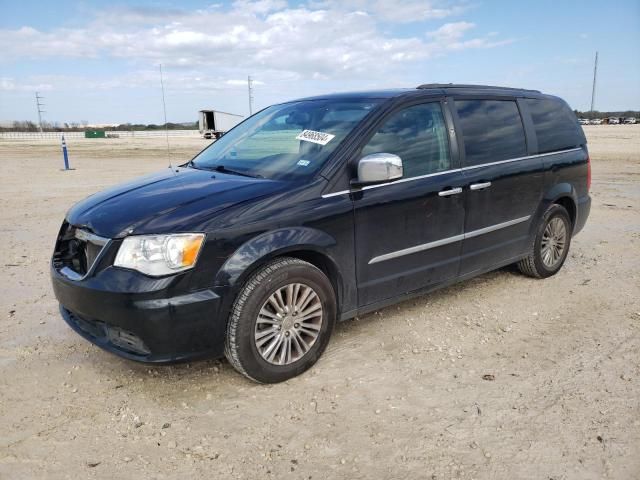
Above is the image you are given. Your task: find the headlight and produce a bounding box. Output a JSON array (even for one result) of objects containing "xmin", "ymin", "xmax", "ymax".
[{"xmin": 114, "ymin": 233, "xmax": 205, "ymax": 276}]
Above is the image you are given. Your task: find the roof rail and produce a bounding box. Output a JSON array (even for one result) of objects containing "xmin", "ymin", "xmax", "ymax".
[{"xmin": 416, "ymin": 83, "xmax": 541, "ymax": 93}]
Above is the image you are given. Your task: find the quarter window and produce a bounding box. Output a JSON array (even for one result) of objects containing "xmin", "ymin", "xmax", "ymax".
[
  {"xmin": 455, "ymin": 100, "xmax": 527, "ymax": 166},
  {"xmin": 361, "ymin": 103, "xmax": 451, "ymax": 178},
  {"xmin": 525, "ymin": 98, "xmax": 584, "ymax": 153}
]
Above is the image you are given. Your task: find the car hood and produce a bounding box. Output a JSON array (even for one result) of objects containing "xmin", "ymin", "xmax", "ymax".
[{"xmin": 66, "ymin": 167, "xmax": 285, "ymax": 238}]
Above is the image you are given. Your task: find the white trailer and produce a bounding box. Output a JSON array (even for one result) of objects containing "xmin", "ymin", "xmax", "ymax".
[{"xmin": 198, "ymin": 110, "xmax": 244, "ymax": 139}]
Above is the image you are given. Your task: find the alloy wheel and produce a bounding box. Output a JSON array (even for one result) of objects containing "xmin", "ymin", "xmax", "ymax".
[
  {"xmin": 541, "ymin": 217, "xmax": 567, "ymax": 268},
  {"xmin": 254, "ymin": 283, "xmax": 323, "ymax": 365}
]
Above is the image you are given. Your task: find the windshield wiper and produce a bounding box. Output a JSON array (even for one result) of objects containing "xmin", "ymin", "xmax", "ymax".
[
  {"xmin": 211, "ymin": 165, "xmax": 262, "ymax": 178},
  {"xmin": 188, "ymin": 162, "xmax": 262, "ymax": 178}
]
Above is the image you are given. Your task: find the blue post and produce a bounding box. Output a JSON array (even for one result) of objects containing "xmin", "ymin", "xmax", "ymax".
[{"xmin": 61, "ymin": 135, "xmax": 70, "ymax": 170}]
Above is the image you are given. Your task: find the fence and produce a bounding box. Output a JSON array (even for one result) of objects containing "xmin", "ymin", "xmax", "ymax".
[{"xmin": 0, "ymin": 130, "xmax": 201, "ymax": 140}]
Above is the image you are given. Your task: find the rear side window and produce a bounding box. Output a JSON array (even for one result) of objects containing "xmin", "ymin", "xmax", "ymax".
[
  {"xmin": 455, "ymin": 100, "xmax": 527, "ymax": 166},
  {"xmin": 361, "ymin": 102, "xmax": 451, "ymax": 178},
  {"xmin": 525, "ymin": 98, "xmax": 584, "ymax": 153}
]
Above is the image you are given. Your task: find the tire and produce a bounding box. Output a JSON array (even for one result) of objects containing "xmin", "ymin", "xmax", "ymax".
[
  {"xmin": 517, "ymin": 204, "xmax": 573, "ymax": 278},
  {"xmin": 224, "ymin": 257, "xmax": 337, "ymax": 383}
]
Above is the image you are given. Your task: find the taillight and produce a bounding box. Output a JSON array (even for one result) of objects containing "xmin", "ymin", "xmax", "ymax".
[{"xmin": 587, "ymin": 155, "xmax": 591, "ymax": 192}]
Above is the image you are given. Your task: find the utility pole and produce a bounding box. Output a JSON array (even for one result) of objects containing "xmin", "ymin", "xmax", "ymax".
[
  {"xmin": 247, "ymin": 75, "xmax": 254, "ymax": 116},
  {"xmin": 35, "ymin": 92, "xmax": 45, "ymax": 132},
  {"xmin": 590, "ymin": 51, "xmax": 598, "ymax": 118}
]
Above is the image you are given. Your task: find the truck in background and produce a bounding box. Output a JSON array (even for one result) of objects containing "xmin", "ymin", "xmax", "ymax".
[{"xmin": 198, "ymin": 110, "xmax": 244, "ymax": 139}]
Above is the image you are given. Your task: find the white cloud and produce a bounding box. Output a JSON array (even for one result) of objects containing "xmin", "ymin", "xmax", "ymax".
[
  {"xmin": 427, "ymin": 22, "xmax": 514, "ymax": 52},
  {"xmin": 428, "ymin": 21, "xmax": 475, "ymax": 41},
  {"xmin": 0, "ymin": 0, "xmax": 510, "ymax": 70},
  {"xmin": 371, "ymin": 0, "xmax": 468, "ymax": 23},
  {"xmin": 233, "ymin": 0, "xmax": 288, "ymax": 14},
  {"xmin": 0, "ymin": 1, "xmax": 512, "ymax": 94},
  {"xmin": 310, "ymin": 0, "xmax": 468, "ymax": 23},
  {"xmin": 0, "ymin": 76, "xmax": 54, "ymax": 92},
  {"xmin": 226, "ymin": 79, "xmax": 266, "ymax": 86},
  {"xmin": 0, "ymin": 71, "xmax": 269, "ymax": 95}
]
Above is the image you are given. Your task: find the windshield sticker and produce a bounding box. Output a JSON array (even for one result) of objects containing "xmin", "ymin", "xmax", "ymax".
[
  {"xmin": 297, "ymin": 159, "xmax": 311, "ymax": 167},
  {"xmin": 296, "ymin": 130, "xmax": 335, "ymax": 146}
]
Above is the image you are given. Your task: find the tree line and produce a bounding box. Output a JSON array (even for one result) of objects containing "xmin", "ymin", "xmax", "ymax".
[
  {"xmin": 574, "ymin": 110, "xmax": 639, "ymax": 119},
  {"xmin": 0, "ymin": 121, "xmax": 199, "ymax": 132}
]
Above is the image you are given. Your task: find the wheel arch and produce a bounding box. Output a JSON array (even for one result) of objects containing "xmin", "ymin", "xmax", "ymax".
[
  {"xmin": 552, "ymin": 196, "xmax": 576, "ymax": 227},
  {"xmin": 282, "ymin": 249, "xmax": 343, "ymax": 311},
  {"xmin": 215, "ymin": 227, "xmax": 344, "ymax": 313},
  {"xmin": 535, "ymin": 182, "xmax": 579, "ymax": 231}
]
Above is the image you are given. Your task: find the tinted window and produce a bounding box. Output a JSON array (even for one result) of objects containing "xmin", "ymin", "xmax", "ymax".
[
  {"xmin": 361, "ymin": 103, "xmax": 450, "ymax": 178},
  {"xmin": 455, "ymin": 100, "xmax": 527, "ymax": 166},
  {"xmin": 525, "ymin": 98, "xmax": 584, "ymax": 153}
]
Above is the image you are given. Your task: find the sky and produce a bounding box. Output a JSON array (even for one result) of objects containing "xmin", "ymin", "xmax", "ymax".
[{"xmin": 0, "ymin": 0, "xmax": 639, "ymax": 124}]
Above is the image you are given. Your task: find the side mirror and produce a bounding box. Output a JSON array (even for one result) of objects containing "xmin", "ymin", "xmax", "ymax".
[{"xmin": 354, "ymin": 153, "xmax": 403, "ymax": 186}]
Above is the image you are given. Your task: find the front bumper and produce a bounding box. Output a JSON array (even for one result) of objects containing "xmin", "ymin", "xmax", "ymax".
[{"xmin": 52, "ymin": 265, "xmax": 226, "ymax": 363}]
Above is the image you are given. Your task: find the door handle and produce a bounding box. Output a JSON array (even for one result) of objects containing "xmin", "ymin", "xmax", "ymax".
[
  {"xmin": 438, "ymin": 187, "xmax": 463, "ymax": 197},
  {"xmin": 469, "ymin": 181, "xmax": 492, "ymax": 191}
]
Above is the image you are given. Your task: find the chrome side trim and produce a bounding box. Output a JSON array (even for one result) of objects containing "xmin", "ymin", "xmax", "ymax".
[
  {"xmin": 321, "ymin": 189, "xmax": 351, "ymax": 198},
  {"xmin": 360, "ymin": 168, "xmax": 463, "ymax": 192},
  {"xmin": 368, "ymin": 215, "xmax": 531, "ymax": 264},
  {"xmin": 463, "ymin": 215, "xmax": 531, "ymax": 239},
  {"xmin": 369, "ymin": 234, "xmax": 465, "ymax": 264},
  {"xmin": 460, "ymin": 147, "xmax": 582, "ymax": 172},
  {"xmin": 320, "ymin": 168, "xmax": 462, "ymax": 198},
  {"xmin": 321, "ymin": 147, "xmax": 582, "ymax": 198}
]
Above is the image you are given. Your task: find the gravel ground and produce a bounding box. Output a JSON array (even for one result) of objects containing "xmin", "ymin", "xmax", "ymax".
[{"xmin": 0, "ymin": 126, "xmax": 638, "ymax": 479}]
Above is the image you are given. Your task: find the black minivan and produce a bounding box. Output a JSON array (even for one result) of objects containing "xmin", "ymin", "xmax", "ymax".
[{"xmin": 51, "ymin": 84, "xmax": 591, "ymax": 383}]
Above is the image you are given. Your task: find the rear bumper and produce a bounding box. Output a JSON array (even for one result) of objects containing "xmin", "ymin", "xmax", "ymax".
[
  {"xmin": 574, "ymin": 194, "xmax": 591, "ymax": 235},
  {"xmin": 52, "ymin": 265, "xmax": 226, "ymax": 363}
]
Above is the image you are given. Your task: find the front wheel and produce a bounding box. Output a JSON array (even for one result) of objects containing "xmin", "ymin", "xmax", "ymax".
[
  {"xmin": 224, "ymin": 257, "xmax": 336, "ymax": 383},
  {"xmin": 517, "ymin": 204, "xmax": 573, "ymax": 278}
]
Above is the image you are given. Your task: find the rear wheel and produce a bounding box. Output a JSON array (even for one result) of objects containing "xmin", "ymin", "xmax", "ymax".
[
  {"xmin": 224, "ymin": 257, "xmax": 336, "ymax": 383},
  {"xmin": 517, "ymin": 204, "xmax": 572, "ymax": 278}
]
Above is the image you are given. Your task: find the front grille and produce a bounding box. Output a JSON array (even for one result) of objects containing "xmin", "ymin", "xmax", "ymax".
[
  {"xmin": 53, "ymin": 222, "xmax": 109, "ymax": 279},
  {"xmin": 65, "ymin": 309, "xmax": 151, "ymax": 356}
]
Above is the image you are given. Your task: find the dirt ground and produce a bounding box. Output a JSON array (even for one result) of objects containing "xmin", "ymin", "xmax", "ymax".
[{"xmin": 0, "ymin": 126, "xmax": 638, "ymax": 480}]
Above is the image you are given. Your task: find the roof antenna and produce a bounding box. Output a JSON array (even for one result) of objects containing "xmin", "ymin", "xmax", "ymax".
[{"xmin": 159, "ymin": 63, "xmax": 172, "ymax": 170}]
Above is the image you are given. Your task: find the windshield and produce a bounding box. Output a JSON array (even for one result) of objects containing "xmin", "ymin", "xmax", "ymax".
[{"xmin": 190, "ymin": 99, "xmax": 381, "ymax": 180}]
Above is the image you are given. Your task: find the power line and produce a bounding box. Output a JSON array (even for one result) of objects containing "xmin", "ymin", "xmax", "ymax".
[{"xmin": 35, "ymin": 92, "xmax": 45, "ymax": 132}]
